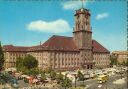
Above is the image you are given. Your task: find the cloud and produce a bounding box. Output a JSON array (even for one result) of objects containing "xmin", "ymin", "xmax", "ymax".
[
  {"xmin": 62, "ymin": 0, "xmax": 87, "ymax": 10},
  {"xmin": 27, "ymin": 19, "xmax": 71, "ymax": 33},
  {"xmin": 96, "ymin": 13, "xmax": 109, "ymax": 20}
]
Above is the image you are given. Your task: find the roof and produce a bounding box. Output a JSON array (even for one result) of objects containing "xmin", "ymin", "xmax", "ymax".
[
  {"xmin": 3, "ymin": 35, "xmax": 110, "ymax": 53},
  {"xmin": 42, "ymin": 35, "xmax": 79, "ymax": 51},
  {"xmin": 3, "ymin": 45, "xmax": 29, "ymax": 52},
  {"xmin": 92, "ymin": 40, "xmax": 110, "ymax": 53},
  {"xmin": 3, "ymin": 45, "xmax": 45, "ymax": 52},
  {"xmin": 75, "ymin": 8, "xmax": 90, "ymax": 16}
]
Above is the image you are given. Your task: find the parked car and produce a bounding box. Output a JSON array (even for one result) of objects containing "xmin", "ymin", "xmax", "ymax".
[
  {"xmin": 90, "ymin": 73, "xmax": 96, "ymax": 79},
  {"xmin": 10, "ymin": 78, "xmax": 19, "ymax": 88},
  {"xmin": 84, "ymin": 74, "xmax": 90, "ymax": 80}
]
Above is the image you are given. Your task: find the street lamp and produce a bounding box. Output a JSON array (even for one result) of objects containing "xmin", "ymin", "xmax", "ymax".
[
  {"xmin": 64, "ymin": 74, "xmax": 66, "ymax": 89},
  {"xmin": 73, "ymin": 74, "xmax": 77, "ymax": 88},
  {"xmin": 64, "ymin": 73, "xmax": 68, "ymax": 89}
]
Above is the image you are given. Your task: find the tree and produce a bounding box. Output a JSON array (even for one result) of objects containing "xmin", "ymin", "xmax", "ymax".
[
  {"xmin": 50, "ymin": 70, "xmax": 56, "ymax": 80},
  {"xmin": 16, "ymin": 55, "xmax": 38, "ymax": 74},
  {"xmin": 77, "ymin": 71, "xmax": 85, "ymax": 81},
  {"xmin": 41, "ymin": 72, "xmax": 46, "ymax": 81},
  {"xmin": 16, "ymin": 57, "xmax": 24, "ymax": 71},
  {"xmin": 45, "ymin": 68, "xmax": 53, "ymax": 74},
  {"xmin": 0, "ymin": 42, "xmax": 4, "ymax": 71},
  {"xmin": 23, "ymin": 55, "xmax": 38, "ymax": 69},
  {"xmin": 110, "ymin": 55, "xmax": 118, "ymax": 66},
  {"xmin": 126, "ymin": 60, "xmax": 128, "ymax": 66},
  {"xmin": 24, "ymin": 68, "xmax": 40, "ymax": 76},
  {"xmin": 122, "ymin": 61, "xmax": 126, "ymax": 66},
  {"xmin": 60, "ymin": 76, "xmax": 72, "ymax": 88},
  {"xmin": 56, "ymin": 72, "xmax": 64, "ymax": 84},
  {"xmin": 56, "ymin": 72, "xmax": 72, "ymax": 89}
]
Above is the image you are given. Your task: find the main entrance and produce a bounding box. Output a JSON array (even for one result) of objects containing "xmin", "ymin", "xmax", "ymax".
[
  {"xmin": 82, "ymin": 62, "xmax": 94, "ymax": 69},
  {"xmin": 87, "ymin": 64, "xmax": 93, "ymax": 69}
]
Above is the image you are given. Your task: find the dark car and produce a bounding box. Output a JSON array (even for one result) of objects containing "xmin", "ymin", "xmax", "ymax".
[{"xmin": 10, "ymin": 78, "xmax": 19, "ymax": 88}]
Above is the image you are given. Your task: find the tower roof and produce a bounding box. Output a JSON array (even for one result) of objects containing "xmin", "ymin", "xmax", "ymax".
[{"xmin": 74, "ymin": 8, "xmax": 90, "ymax": 16}]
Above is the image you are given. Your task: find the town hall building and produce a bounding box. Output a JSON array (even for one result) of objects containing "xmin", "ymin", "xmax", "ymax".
[{"xmin": 3, "ymin": 7, "xmax": 110, "ymax": 70}]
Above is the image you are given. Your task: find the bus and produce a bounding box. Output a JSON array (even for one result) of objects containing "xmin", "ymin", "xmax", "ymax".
[{"xmin": 97, "ymin": 74, "xmax": 108, "ymax": 83}]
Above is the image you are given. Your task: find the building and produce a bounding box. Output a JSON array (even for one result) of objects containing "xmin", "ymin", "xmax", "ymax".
[
  {"xmin": 111, "ymin": 51, "xmax": 128, "ymax": 64},
  {"xmin": 93, "ymin": 40, "xmax": 110, "ymax": 68},
  {"xmin": 3, "ymin": 7, "xmax": 110, "ymax": 70}
]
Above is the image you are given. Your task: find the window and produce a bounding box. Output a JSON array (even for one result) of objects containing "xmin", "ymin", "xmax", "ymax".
[{"xmin": 62, "ymin": 58, "xmax": 64, "ymax": 65}]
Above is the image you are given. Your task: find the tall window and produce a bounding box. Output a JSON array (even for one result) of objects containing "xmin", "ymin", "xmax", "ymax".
[{"xmin": 62, "ymin": 58, "xmax": 64, "ymax": 65}]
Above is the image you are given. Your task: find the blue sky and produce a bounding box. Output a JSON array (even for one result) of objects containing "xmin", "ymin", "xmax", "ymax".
[{"xmin": 0, "ymin": 0, "xmax": 126, "ymax": 52}]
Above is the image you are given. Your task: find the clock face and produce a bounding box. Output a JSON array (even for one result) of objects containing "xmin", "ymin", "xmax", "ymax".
[{"xmin": 81, "ymin": 8, "xmax": 84, "ymax": 11}]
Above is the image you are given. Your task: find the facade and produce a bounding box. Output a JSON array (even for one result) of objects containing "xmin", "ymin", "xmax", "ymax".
[
  {"xmin": 111, "ymin": 51, "xmax": 128, "ymax": 64},
  {"xmin": 92, "ymin": 40, "xmax": 110, "ymax": 68},
  {"xmin": 3, "ymin": 8, "xmax": 110, "ymax": 70}
]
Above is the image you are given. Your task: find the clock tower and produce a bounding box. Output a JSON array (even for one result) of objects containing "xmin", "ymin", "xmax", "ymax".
[{"xmin": 73, "ymin": 8, "xmax": 93, "ymax": 69}]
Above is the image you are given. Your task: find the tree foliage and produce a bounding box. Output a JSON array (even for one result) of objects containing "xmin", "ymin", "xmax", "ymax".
[
  {"xmin": 45, "ymin": 68, "xmax": 53, "ymax": 74},
  {"xmin": 23, "ymin": 55, "xmax": 38, "ymax": 69},
  {"xmin": 121, "ymin": 60, "xmax": 128, "ymax": 66},
  {"xmin": 0, "ymin": 42, "xmax": 4, "ymax": 71},
  {"xmin": 56, "ymin": 72, "xmax": 72, "ymax": 88},
  {"xmin": 56, "ymin": 72, "xmax": 64, "ymax": 84},
  {"xmin": 16, "ymin": 55, "xmax": 38, "ymax": 73},
  {"xmin": 126, "ymin": 60, "xmax": 128, "ymax": 66},
  {"xmin": 41, "ymin": 72, "xmax": 46, "ymax": 81},
  {"xmin": 50, "ymin": 70, "xmax": 57, "ymax": 80},
  {"xmin": 16, "ymin": 57, "xmax": 24, "ymax": 71},
  {"xmin": 77, "ymin": 71, "xmax": 85, "ymax": 81},
  {"xmin": 24, "ymin": 68, "xmax": 39, "ymax": 76},
  {"xmin": 122, "ymin": 61, "xmax": 126, "ymax": 66},
  {"xmin": 60, "ymin": 76, "xmax": 72, "ymax": 88},
  {"xmin": 110, "ymin": 55, "xmax": 118, "ymax": 66}
]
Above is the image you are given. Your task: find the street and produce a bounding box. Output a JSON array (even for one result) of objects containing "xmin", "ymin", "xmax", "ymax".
[{"xmin": 74, "ymin": 73, "xmax": 127, "ymax": 89}]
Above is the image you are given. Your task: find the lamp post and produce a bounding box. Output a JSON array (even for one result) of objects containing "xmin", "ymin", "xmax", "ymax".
[
  {"xmin": 73, "ymin": 74, "xmax": 77, "ymax": 88},
  {"xmin": 75, "ymin": 74, "xmax": 77, "ymax": 88},
  {"xmin": 64, "ymin": 73, "xmax": 68, "ymax": 89},
  {"xmin": 120, "ymin": 65, "xmax": 123, "ymax": 79},
  {"xmin": 64, "ymin": 74, "xmax": 66, "ymax": 89},
  {"xmin": 83, "ymin": 74, "xmax": 85, "ymax": 87}
]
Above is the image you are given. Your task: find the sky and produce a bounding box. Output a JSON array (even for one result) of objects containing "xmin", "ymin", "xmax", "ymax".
[{"xmin": 0, "ymin": 0, "xmax": 127, "ymax": 52}]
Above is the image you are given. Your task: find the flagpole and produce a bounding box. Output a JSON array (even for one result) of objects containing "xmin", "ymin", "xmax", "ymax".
[{"xmin": 81, "ymin": 0, "xmax": 84, "ymax": 8}]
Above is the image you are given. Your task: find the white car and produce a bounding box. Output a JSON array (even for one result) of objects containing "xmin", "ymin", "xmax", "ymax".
[
  {"xmin": 84, "ymin": 74, "xmax": 90, "ymax": 79},
  {"xmin": 90, "ymin": 73, "xmax": 95, "ymax": 78}
]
